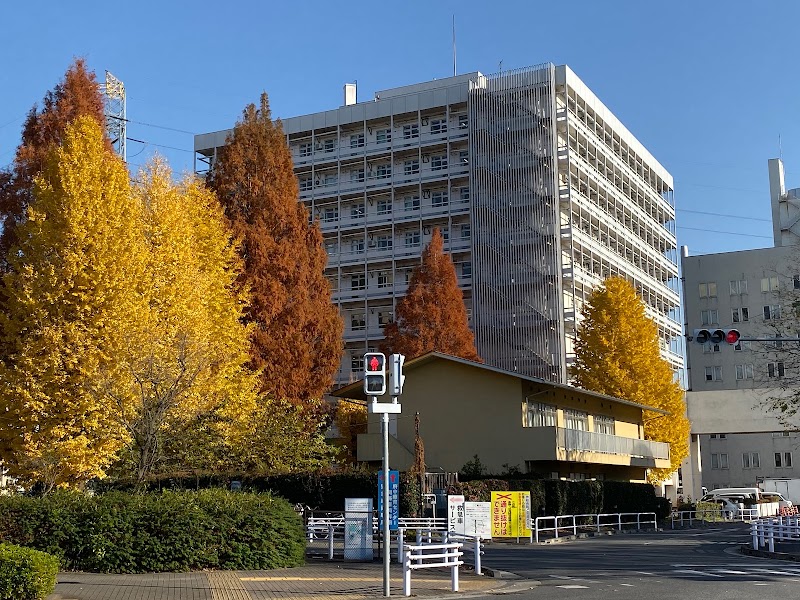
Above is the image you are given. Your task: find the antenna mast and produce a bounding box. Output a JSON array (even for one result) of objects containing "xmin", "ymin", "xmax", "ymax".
[
  {"xmin": 103, "ymin": 71, "xmax": 127, "ymax": 162},
  {"xmin": 452, "ymin": 15, "xmax": 457, "ymax": 77}
]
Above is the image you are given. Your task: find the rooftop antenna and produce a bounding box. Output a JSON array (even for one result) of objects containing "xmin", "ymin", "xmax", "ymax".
[
  {"xmin": 499, "ymin": 60, "xmax": 503, "ymax": 74},
  {"xmin": 779, "ymin": 134, "xmax": 782, "ymax": 161},
  {"xmin": 102, "ymin": 71, "xmax": 126, "ymax": 162},
  {"xmin": 452, "ymin": 15, "xmax": 457, "ymax": 77}
]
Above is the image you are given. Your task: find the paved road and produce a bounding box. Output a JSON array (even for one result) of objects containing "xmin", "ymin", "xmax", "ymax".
[{"xmin": 481, "ymin": 524, "xmax": 800, "ymax": 600}]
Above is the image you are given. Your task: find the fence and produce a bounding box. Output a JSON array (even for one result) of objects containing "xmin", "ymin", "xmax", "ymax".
[
  {"xmin": 751, "ymin": 516, "xmax": 800, "ymax": 552},
  {"xmin": 531, "ymin": 512, "xmax": 657, "ymax": 543},
  {"xmin": 670, "ymin": 507, "xmax": 759, "ymax": 528},
  {"xmin": 402, "ymin": 542, "xmax": 463, "ymax": 597}
]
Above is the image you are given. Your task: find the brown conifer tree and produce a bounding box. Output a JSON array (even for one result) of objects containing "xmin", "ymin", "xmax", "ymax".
[
  {"xmin": 382, "ymin": 228, "xmax": 481, "ymax": 361},
  {"xmin": 0, "ymin": 59, "xmax": 108, "ymax": 263},
  {"xmin": 208, "ymin": 93, "xmax": 343, "ymax": 410}
]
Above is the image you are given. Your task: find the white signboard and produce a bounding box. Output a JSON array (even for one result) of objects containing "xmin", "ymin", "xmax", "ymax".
[
  {"xmin": 344, "ymin": 497, "xmax": 373, "ymax": 560},
  {"xmin": 447, "ymin": 495, "xmax": 465, "ymax": 533},
  {"xmin": 464, "ymin": 501, "xmax": 492, "ymax": 539}
]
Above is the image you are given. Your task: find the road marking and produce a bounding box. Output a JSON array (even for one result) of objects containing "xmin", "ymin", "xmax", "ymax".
[
  {"xmin": 548, "ymin": 575, "xmax": 601, "ymax": 583},
  {"xmin": 751, "ymin": 568, "xmax": 800, "ymax": 576},
  {"xmin": 714, "ymin": 569, "xmax": 749, "ymax": 575},
  {"xmin": 635, "ymin": 571, "xmax": 655, "ymax": 576},
  {"xmin": 620, "ymin": 583, "xmax": 634, "ymax": 586},
  {"xmin": 556, "ymin": 585, "xmax": 589, "ymax": 589},
  {"xmin": 754, "ymin": 583, "xmax": 771, "ymax": 586},
  {"xmin": 673, "ymin": 569, "xmax": 724, "ymax": 578}
]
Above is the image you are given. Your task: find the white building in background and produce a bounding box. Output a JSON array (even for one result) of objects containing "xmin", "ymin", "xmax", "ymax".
[
  {"xmin": 195, "ymin": 63, "xmax": 683, "ymax": 396},
  {"xmin": 681, "ymin": 158, "xmax": 800, "ymax": 500}
]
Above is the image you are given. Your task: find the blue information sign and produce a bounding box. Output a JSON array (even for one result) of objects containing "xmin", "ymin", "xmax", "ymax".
[{"xmin": 378, "ymin": 469, "xmax": 399, "ymax": 531}]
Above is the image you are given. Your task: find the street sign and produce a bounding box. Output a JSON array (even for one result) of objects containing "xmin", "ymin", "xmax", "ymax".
[{"xmin": 378, "ymin": 470, "xmax": 399, "ymax": 531}]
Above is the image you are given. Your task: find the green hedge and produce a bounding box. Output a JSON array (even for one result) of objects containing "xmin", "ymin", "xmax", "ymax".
[
  {"xmin": 0, "ymin": 490, "xmax": 304, "ymax": 574},
  {"xmin": 0, "ymin": 543, "xmax": 58, "ymax": 600}
]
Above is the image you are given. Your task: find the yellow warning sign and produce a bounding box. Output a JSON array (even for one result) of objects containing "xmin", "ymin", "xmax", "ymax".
[{"xmin": 490, "ymin": 491, "xmax": 531, "ymax": 538}]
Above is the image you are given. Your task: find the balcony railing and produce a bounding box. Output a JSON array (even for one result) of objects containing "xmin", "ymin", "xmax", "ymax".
[{"xmin": 556, "ymin": 428, "xmax": 669, "ymax": 460}]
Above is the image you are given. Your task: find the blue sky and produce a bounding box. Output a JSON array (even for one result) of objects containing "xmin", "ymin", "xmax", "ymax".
[{"xmin": 1, "ymin": 1, "xmax": 797, "ymax": 256}]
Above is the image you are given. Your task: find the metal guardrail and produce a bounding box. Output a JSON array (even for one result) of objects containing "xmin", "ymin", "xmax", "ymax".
[
  {"xmin": 557, "ymin": 427, "xmax": 670, "ymax": 460},
  {"xmin": 532, "ymin": 512, "xmax": 657, "ymax": 543},
  {"xmin": 402, "ymin": 542, "xmax": 463, "ymax": 597},
  {"xmin": 751, "ymin": 516, "xmax": 800, "ymax": 552},
  {"xmin": 670, "ymin": 507, "xmax": 759, "ymax": 528}
]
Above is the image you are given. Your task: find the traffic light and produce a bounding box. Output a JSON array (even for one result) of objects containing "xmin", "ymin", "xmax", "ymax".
[
  {"xmin": 364, "ymin": 352, "xmax": 386, "ymax": 396},
  {"xmin": 693, "ymin": 328, "xmax": 740, "ymax": 345},
  {"xmin": 388, "ymin": 353, "xmax": 406, "ymax": 396}
]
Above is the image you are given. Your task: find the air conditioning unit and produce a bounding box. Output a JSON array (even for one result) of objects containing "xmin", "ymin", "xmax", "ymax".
[{"xmin": 423, "ymin": 155, "xmax": 430, "ymax": 163}]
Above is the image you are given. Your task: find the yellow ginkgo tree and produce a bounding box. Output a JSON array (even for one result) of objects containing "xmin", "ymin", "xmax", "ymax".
[
  {"xmin": 571, "ymin": 276, "xmax": 689, "ymax": 483},
  {"xmin": 0, "ymin": 116, "xmax": 148, "ymax": 491}
]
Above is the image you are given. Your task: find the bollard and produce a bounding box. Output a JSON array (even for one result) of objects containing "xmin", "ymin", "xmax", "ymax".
[
  {"xmin": 572, "ymin": 515, "xmax": 577, "ymax": 536},
  {"xmin": 328, "ymin": 525, "xmax": 334, "ymax": 560},
  {"xmin": 769, "ymin": 527, "xmax": 775, "ymax": 553},
  {"xmin": 617, "ymin": 513, "xmax": 622, "ymax": 531},
  {"xmin": 637, "ymin": 513, "xmax": 641, "ymax": 530},
  {"xmin": 752, "ymin": 523, "xmax": 758, "ymax": 550},
  {"xmin": 403, "ymin": 548, "xmax": 411, "ymax": 596},
  {"xmin": 451, "ymin": 550, "xmax": 459, "ymax": 592},
  {"xmin": 397, "ymin": 527, "xmax": 404, "ymax": 564},
  {"xmin": 474, "ymin": 536, "xmax": 482, "ymax": 575}
]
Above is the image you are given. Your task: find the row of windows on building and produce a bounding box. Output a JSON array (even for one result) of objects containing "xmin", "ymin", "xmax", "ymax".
[
  {"xmin": 324, "ymin": 228, "xmax": 471, "ymax": 257},
  {"xmin": 523, "ymin": 402, "xmax": 616, "ymax": 435},
  {"xmin": 710, "ymin": 451, "xmax": 793, "ymax": 469},
  {"xmin": 296, "ymin": 115, "xmax": 470, "ymax": 157},
  {"xmin": 332, "ymin": 263, "xmax": 473, "ymax": 292},
  {"xmin": 704, "ymin": 362, "xmax": 785, "ymax": 381},
  {"xmin": 315, "ymin": 189, "xmax": 470, "ymax": 222},
  {"xmin": 698, "ymin": 276, "xmax": 800, "ymax": 298},
  {"xmin": 299, "ymin": 152, "xmax": 468, "ymax": 190},
  {"xmin": 700, "ymin": 304, "xmax": 783, "ymax": 325}
]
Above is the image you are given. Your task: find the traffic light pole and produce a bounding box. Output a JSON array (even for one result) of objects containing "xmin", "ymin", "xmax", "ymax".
[{"xmin": 381, "ymin": 406, "xmax": 390, "ymax": 597}]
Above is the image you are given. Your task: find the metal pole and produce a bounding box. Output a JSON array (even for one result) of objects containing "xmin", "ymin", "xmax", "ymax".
[{"xmin": 383, "ymin": 411, "xmax": 390, "ymax": 597}]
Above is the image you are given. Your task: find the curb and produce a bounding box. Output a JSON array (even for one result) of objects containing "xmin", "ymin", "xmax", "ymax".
[
  {"xmin": 739, "ymin": 544, "xmax": 800, "ymax": 562},
  {"xmin": 537, "ymin": 527, "xmax": 663, "ymax": 545}
]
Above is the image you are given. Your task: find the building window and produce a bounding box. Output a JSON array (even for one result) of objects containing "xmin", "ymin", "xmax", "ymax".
[
  {"xmin": 405, "ymin": 231, "xmax": 420, "ymax": 247},
  {"xmin": 731, "ymin": 307, "xmax": 749, "ymax": 323},
  {"xmin": 350, "ymin": 169, "xmax": 365, "ymax": 183},
  {"xmin": 430, "ymin": 118, "xmax": 447, "ymax": 134},
  {"xmin": 767, "ymin": 362, "xmax": 786, "ymax": 378},
  {"xmin": 402, "ymin": 123, "xmax": 419, "ymax": 140},
  {"xmin": 299, "ymin": 177, "xmax": 313, "ymax": 191},
  {"xmin": 764, "ymin": 304, "xmax": 781, "ymax": 320},
  {"xmin": 794, "ymin": 275, "xmax": 800, "ymax": 290},
  {"xmin": 322, "ymin": 207, "xmax": 339, "ymax": 223},
  {"xmin": 461, "ymin": 262, "xmax": 472, "ymax": 278},
  {"xmin": 525, "ymin": 402, "xmax": 557, "ymax": 428},
  {"xmin": 350, "ymin": 312, "xmax": 366, "ymax": 331},
  {"xmin": 323, "ymin": 138, "xmax": 336, "ymax": 153},
  {"xmin": 735, "ymin": 364, "xmax": 754, "ymax": 380},
  {"xmin": 461, "ymin": 224, "xmax": 471, "ymax": 239},
  {"xmin": 761, "ymin": 276, "xmax": 779, "ymax": 292},
  {"xmin": 430, "ymin": 154, "xmax": 448, "ymax": 171},
  {"xmin": 700, "ymin": 309, "xmax": 719, "ymax": 325},
  {"xmin": 323, "ymin": 173, "xmax": 338, "ymax": 186},
  {"xmin": 431, "ymin": 191, "xmax": 449, "ymax": 207},
  {"xmin": 458, "ymin": 114, "xmax": 468, "ymax": 129},
  {"xmin": 699, "ymin": 282, "xmax": 717, "ymax": 298},
  {"xmin": 299, "ymin": 142, "xmax": 313, "ymax": 157},
  {"xmin": 594, "ymin": 415, "xmax": 615, "ymax": 435},
  {"xmin": 565, "ymin": 409, "xmax": 589, "ymax": 431},
  {"xmin": 730, "ymin": 280, "xmax": 748, "ymax": 295},
  {"xmin": 734, "ymin": 340, "xmax": 751, "ymax": 351},
  {"xmin": 350, "ymin": 133, "xmax": 365, "ymax": 148},
  {"xmin": 376, "ymin": 128, "xmax": 391, "ymax": 144},
  {"xmin": 350, "ymin": 238, "xmax": 365, "ymax": 254},
  {"xmin": 403, "ymin": 196, "xmax": 420, "ymax": 212},
  {"xmin": 377, "ymin": 272, "xmax": 392, "ymax": 288},
  {"xmin": 703, "ymin": 342, "xmax": 721, "ymax": 353},
  {"xmin": 351, "ymin": 203, "xmax": 365, "ymax": 218},
  {"xmin": 375, "ymin": 234, "xmax": 392, "ymax": 250},
  {"xmin": 351, "ymin": 356, "xmax": 364, "ymax": 373},
  {"xmin": 711, "ymin": 453, "xmax": 729, "ymax": 469},
  {"xmin": 742, "ymin": 452, "xmax": 760, "ymax": 469},
  {"xmin": 404, "ymin": 159, "xmax": 420, "ymax": 175},
  {"xmin": 786, "ymin": 452, "xmax": 794, "ymax": 468},
  {"xmin": 460, "ymin": 187, "xmax": 470, "ymax": 202},
  {"xmin": 378, "ymin": 311, "xmax": 393, "ymax": 326},
  {"xmin": 705, "ymin": 366, "xmax": 723, "ymax": 381},
  {"xmin": 377, "ymin": 199, "xmax": 392, "ymax": 215},
  {"xmin": 350, "ymin": 273, "xmax": 366, "ymax": 291},
  {"xmin": 375, "ymin": 164, "xmax": 392, "ymax": 179},
  {"xmin": 459, "ymin": 149, "xmax": 469, "ymax": 165}
]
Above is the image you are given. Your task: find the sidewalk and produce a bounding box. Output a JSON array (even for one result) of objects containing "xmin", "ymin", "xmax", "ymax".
[{"xmin": 48, "ymin": 559, "xmax": 509, "ymax": 600}]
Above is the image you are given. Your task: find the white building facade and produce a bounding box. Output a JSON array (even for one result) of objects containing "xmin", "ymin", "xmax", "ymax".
[
  {"xmin": 681, "ymin": 158, "xmax": 800, "ymax": 499},
  {"xmin": 195, "ymin": 64, "xmax": 682, "ymax": 389}
]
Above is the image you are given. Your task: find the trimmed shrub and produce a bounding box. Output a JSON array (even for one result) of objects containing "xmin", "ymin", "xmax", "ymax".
[
  {"xmin": 0, "ymin": 543, "xmax": 59, "ymax": 600},
  {"xmin": 655, "ymin": 497, "xmax": 672, "ymax": 521},
  {"xmin": 0, "ymin": 490, "xmax": 303, "ymax": 573}
]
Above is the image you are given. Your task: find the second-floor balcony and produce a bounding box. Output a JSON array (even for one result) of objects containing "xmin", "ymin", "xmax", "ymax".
[{"xmin": 525, "ymin": 426, "xmax": 670, "ymax": 469}]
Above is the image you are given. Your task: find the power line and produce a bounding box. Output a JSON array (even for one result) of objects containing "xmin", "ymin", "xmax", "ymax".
[
  {"xmin": 109, "ymin": 114, "xmax": 195, "ymax": 135},
  {"xmin": 676, "ymin": 208, "xmax": 771, "ymax": 222},
  {"xmin": 677, "ymin": 225, "xmax": 772, "ymax": 239},
  {"xmin": 126, "ymin": 137, "xmax": 194, "ymax": 154}
]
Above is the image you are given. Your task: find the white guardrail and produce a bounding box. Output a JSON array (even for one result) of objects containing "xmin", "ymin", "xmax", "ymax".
[
  {"xmin": 670, "ymin": 508, "xmax": 759, "ymax": 528},
  {"xmin": 402, "ymin": 542, "xmax": 463, "ymax": 597},
  {"xmin": 751, "ymin": 516, "xmax": 800, "ymax": 552},
  {"xmin": 531, "ymin": 512, "xmax": 657, "ymax": 543}
]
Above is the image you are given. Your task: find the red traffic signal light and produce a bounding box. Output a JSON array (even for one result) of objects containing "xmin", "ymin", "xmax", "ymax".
[
  {"xmin": 363, "ymin": 352, "xmax": 386, "ymax": 396},
  {"xmin": 724, "ymin": 329, "xmax": 741, "ymax": 344}
]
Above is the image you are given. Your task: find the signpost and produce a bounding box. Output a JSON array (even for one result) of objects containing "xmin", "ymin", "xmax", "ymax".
[{"xmin": 365, "ymin": 352, "xmax": 404, "ymax": 597}]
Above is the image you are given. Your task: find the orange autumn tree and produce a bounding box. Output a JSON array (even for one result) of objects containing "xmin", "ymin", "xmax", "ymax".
[
  {"xmin": 0, "ymin": 58, "xmax": 108, "ymax": 267},
  {"xmin": 382, "ymin": 228, "xmax": 480, "ymax": 361},
  {"xmin": 208, "ymin": 93, "xmax": 343, "ymax": 414},
  {"xmin": 571, "ymin": 276, "xmax": 689, "ymax": 483}
]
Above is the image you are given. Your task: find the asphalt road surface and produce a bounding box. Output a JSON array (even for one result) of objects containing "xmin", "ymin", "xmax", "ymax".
[{"xmin": 480, "ymin": 524, "xmax": 800, "ymax": 600}]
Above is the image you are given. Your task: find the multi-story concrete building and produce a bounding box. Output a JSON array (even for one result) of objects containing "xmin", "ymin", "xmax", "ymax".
[
  {"xmin": 195, "ymin": 63, "xmax": 683, "ymax": 388},
  {"xmin": 681, "ymin": 158, "xmax": 800, "ymax": 498}
]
